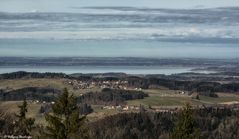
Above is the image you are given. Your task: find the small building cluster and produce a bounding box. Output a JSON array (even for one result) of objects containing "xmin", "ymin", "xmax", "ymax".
[
  {"xmin": 102, "ymin": 105, "xmax": 140, "ymax": 111},
  {"xmin": 64, "ymin": 79, "xmax": 140, "ymax": 90}
]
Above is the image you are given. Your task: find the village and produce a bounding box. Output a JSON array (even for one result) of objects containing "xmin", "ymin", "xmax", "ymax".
[{"xmin": 63, "ymin": 79, "xmax": 142, "ymax": 91}]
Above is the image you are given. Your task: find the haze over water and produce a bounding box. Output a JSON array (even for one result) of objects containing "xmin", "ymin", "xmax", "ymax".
[{"xmin": 1, "ymin": 1, "xmax": 239, "ymax": 74}]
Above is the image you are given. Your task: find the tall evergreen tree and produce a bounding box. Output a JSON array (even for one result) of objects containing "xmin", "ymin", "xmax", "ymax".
[
  {"xmin": 171, "ymin": 102, "xmax": 200, "ymax": 139},
  {"xmin": 41, "ymin": 88, "xmax": 88, "ymax": 139},
  {"xmin": 14, "ymin": 98, "xmax": 35, "ymax": 136}
]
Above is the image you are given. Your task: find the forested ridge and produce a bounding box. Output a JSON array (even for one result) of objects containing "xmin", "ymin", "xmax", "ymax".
[
  {"xmin": 1, "ymin": 100, "xmax": 238, "ymax": 139},
  {"xmin": 89, "ymin": 107, "xmax": 239, "ymax": 139}
]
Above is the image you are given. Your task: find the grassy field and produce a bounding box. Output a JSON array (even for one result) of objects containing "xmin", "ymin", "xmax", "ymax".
[
  {"xmin": 127, "ymin": 89, "xmax": 239, "ymax": 107},
  {"xmin": 0, "ymin": 79, "xmax": 68, "ymax": 90},
  {"xmin": 0, "ymin": 101, "xmax": 45, "ymax": 124},
  {"xmin": 0, "ymin": 78, "xmax": 101, "ymax": 96}
]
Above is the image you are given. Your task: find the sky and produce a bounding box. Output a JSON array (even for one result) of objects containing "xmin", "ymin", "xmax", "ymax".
[{"xmin": 1, "ymin": 0, "xmax": 239, "ymax": 12}]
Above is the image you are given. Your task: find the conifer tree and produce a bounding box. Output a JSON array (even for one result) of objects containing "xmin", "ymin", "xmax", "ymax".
[
  {"xmin": 41, "ymin": 88, "xmax": 88, "ymax": 139},
  {"xmin": 171, "ymin": 102, "xmax": 200, "ymax": 139},
  {"xmin": 15, "ymin": 98, "xmax": 35, "ymax": 136}
]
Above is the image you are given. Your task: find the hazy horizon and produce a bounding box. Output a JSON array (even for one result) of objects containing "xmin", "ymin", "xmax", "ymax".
[
  {"xmin": 1, "ymin": 0, "xmax": 239, "ymax": 75},
  {"xmin": 1, "ymin": 0, "xmax": 239, "ymax": 13}
]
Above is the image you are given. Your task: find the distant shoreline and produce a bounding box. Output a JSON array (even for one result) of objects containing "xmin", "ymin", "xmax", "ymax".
[
  {"xmin": 0, "ymin": 57, "xmax": 226, "ymax": 75},
  {"xmin": 0, "ymin": 57, "xmax": 237, "ymax": 74}
]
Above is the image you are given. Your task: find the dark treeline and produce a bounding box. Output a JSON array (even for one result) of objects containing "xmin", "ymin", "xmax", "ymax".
[
  {"xmin": 0, "ymin": 71, "xmax": 69, "ymax": 80},
  {"xmin": 0, "ymin": 71, "xmax": 117, "ymax": 81},
  {"xmin": 0, "ymin": 87, "xmax": 59, "ymax": 102},
  {"xmin": 89, "ymin": 112, "xmax": 174, "ymax": 139},
  {"xmin": 78, "ymin": 88, "xmax": 149, "ymax": 105},
  {"xmin": 89, "ymin": 108, "xmax": 239, "ymax": 139},
  {"xmin": 0, "ymin": 87, "xmax": 148, "ymax": 105},
  {"xmin": 79, "ymin": 103, "xmax": 94, "ymax": 115},
  {"xmin": 198, "ymin": 91, "xmax": 218, "ymax": 97}
]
